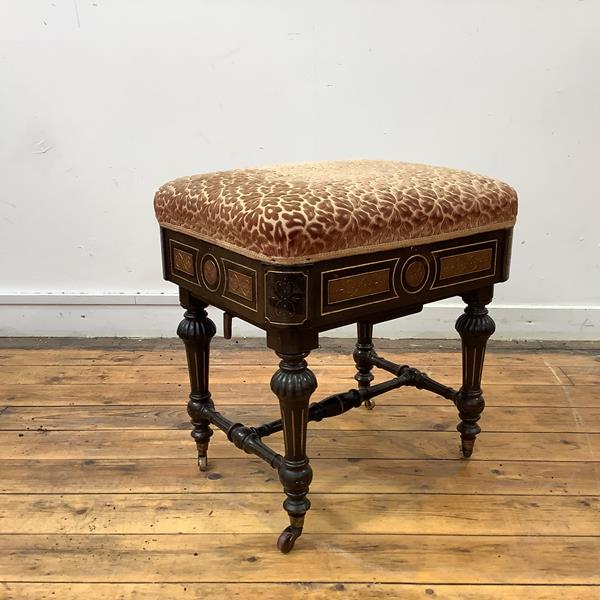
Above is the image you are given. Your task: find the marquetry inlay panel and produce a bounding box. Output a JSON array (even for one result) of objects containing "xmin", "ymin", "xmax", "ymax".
[
  {"xmin": 431, "ymin": 240, "xmax": 497, "ymax": 290},
  {"xmin": 327, "ymin": 268, "xmax": 390, "ymax": 304},
  {"xmin": 228, "ymin": 269, "xmax": 253, "ymax": 301},
  {"xmin": 439, "ymin": 247, "xmax": 493, "ymax": 280},
  {"xmin": 173, "ymin": 247, "xmax": 195, "ymax": 277},
  {"xmin": 321, "ymin": 259, "xmax": 397, "ymax": 315},
  {"xmin": 222, "ymin": 259, "xmax": 257, "ymax": 312}
]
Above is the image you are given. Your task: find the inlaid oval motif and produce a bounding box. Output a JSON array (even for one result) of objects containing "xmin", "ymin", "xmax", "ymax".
[
  {"xmin": 201, "ymin": 254, "xmax": 221, "ymax": 291},
  {"xmin": 400, "ymin": 255, "xmax": 430, "ymax": 294}
]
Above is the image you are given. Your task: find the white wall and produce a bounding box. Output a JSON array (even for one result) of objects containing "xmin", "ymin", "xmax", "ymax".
[{"xmin": 1, "ymin": 0, "xmax": 599, "ymax": 339}]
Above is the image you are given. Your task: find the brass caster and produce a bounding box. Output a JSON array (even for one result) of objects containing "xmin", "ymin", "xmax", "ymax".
[
  {"xmin": 461, "ymin": 439, "xmax": 474, "ymax": 458},
  {"xmin": 198, "ymin": 455, "xmax": 208, "ymax": 472},
  {"xmin": 364, "ymin": 398, "xmax": 375, "ymax": 411},
  {"xmin": 277, "ymin": 525, "xmax": 302, "ymax": 554}
]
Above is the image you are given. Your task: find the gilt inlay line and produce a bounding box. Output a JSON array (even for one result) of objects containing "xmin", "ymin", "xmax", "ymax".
[{"xmin": 291, "ymin": 409, "xmax": 296, "ymax": 455}]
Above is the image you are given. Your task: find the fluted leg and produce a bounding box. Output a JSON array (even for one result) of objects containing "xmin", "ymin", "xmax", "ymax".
[
  {"xmin": 177, "ymin": 293, "xmax": 216, "ymax": 472},
  {"xmin": 455, "ymin": 286, "xmax": 495, "ymax": 458},
  {"xmin": 353, "ymin": 322, "xmax": 375, "ymax": 409},
  {"xmin": 270, "ymin": 351, "xmax": 317, "ymax": 553}
]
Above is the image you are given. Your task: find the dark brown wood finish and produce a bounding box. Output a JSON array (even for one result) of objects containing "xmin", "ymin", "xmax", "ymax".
[
  {"xmin": 353, "ymin": 322, "xmax": 376, "ymax": 410},
  {"xmin": 455, "ymin": 285, "xmax": 496, "ymax": 457},
  {"xmin": 163, "ymin": 227, "xmax": 512, "ymax": 348},
  {"xmin": 176, "ymin": 290, "xmax": 216, "ymax": 472},
  {"xmin": 270, "ymin": 351, "xmax": 317, "ymax": 553},
  {"xmin": 162, "ymin": 226, "xmax": 512, "ymax": 552}
]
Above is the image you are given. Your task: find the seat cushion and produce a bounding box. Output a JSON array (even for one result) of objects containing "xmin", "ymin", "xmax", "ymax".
[{"xmin": 154, "ymin": 160, "xmax": 517, "ymax": 264}]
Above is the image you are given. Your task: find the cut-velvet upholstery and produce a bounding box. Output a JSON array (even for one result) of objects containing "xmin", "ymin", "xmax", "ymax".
[{"xmin": 154, "ymin": 160, "xmax": 517, "ymax": 264}]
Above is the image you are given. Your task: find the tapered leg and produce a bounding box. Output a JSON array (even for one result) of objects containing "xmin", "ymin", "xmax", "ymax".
[
  {"xmin": 353, "ymin": 322, "xmax": 375, "ymax": 409},
  {"xmin": 270, "ymin": 351, "xmax": 317, "ymax": 553},
  {"xmin": 177, "ymin": 292, "xmax": 216, "ymax": 472},
  {"xmin": 455, "ymin": 286, "xmax": 495, "ymax": 458}
]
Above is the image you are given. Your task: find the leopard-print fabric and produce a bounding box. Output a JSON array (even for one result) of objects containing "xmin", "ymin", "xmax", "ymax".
[{"xmin": 154, "ymin": 160, "xmax": 517, "ymax": 264}]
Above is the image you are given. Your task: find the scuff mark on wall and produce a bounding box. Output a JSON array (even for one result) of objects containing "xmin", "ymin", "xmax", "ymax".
[{"xmin": 73, "ymin": 0, "xmax": 81, "ymax": 28}]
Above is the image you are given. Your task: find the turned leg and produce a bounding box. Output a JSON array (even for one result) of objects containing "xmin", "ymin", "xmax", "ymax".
[
  {"xmin": 270, "ymin": 351, "xmax": 317, "ymax": 553},
  {"xmin": 177, "ymin": 292, "xmax": 216, "ymax": 472},
  {"xmin": 353, "ymin": 322, "xmax": 375, "ymax": 409},
  {"xmin": 455, "ymin": 286, "xmax": 495, "ymax": 458}
]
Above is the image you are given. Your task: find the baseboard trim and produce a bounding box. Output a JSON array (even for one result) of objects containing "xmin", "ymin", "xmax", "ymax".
[{"xmin": 0, "ymin": 293, "xmax": 598, "ymax": 340}]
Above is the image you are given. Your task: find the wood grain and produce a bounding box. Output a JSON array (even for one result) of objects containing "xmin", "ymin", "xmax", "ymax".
[
  {"xmin": 2, "ymin": 583, "xmax": 599, "ymax": 600},
  {"xmin": 3, "ymin": 404, "xmax": 600, "ymax": 432},
  {"xmin": 2, "ymin": 458, "xmax": 598, "ymax": 495},
  {"xmin": 3, "ymin": 382, "xmax": 600, "ymax": 407},
  {"xmin": 0, "ymin": 347, "xmax": 596, "ymax": 367},
  {"xmin": 1, "ymin": 534, "xmax": 599, "ymax": 584},
  {"xmin": 2, "ymin": 429, "xmax": 599, "ymax": 460},
  {"xmin": 2, "ymin": 493, "xmax": 598, "ymax": 535},
  {"xmin": 0, "ymin": 363, "xmax": 564, "ymax": 385},
  {"xmin": 0, "ymin": 348, "xmax": 556, "ymax": 366}
]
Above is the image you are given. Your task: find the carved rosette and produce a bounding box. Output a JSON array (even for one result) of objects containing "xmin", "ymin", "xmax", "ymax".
[{"xmin": 265, "ymin": 271, "xmax": 308, "ymax": 325}]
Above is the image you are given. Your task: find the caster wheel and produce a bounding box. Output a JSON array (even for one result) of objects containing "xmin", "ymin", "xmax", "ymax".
[
  {"xmin": 364, "ymin": 398, "xmax": 375, "ymax": 411},
  {"xmin": 277, "ymin": 526, "xmax": 302, "ymax": 554},
  {"xmin": 461, "ymin": 439, "xmax": 474, "ymax": 458},
  {"xmin": 198, "ymin": 455, "xmax": 208, "ymax": 472}
]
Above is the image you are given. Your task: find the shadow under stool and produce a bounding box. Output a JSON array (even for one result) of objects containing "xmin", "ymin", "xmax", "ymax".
[{"xmin": 153, "ymin": 160, "xmax": 518, "ymax": 553}]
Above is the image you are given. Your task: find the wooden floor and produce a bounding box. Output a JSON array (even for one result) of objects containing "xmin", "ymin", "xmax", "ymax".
[{"xmin": 1, "ymin": 338, "xmax": 599, "ymax": 599}]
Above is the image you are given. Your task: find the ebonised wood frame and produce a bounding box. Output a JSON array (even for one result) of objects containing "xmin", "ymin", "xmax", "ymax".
[{"xmin": 164, "ymin": 226, "xmax": 512, "ymax": 553}]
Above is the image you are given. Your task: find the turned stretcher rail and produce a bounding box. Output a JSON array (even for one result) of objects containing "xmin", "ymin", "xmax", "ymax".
[
  {"xmin": 370, "ymin": 354, "xmax": 460, "ymax": 404},
  {"xmin": 199, "ymin": 353, "xmax": 460, "ymax": 465},
  {"xmin": 197, "ymin": 403, "xmax": 284, "ymax": 469},
  {"xmin": 254, "ymin": 356, "xmax": 460, "ymax": 439},
  {"xmin": 255, "ymin": 369, "xmax": 413, "ymax": 439}
]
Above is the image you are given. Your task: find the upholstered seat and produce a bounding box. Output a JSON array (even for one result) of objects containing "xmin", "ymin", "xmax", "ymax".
[{"xmin": 154, "ymin": 160, "xmax": 517, "ymax": 264}]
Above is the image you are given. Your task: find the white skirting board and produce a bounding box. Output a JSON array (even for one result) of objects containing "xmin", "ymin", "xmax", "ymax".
[{"xmin": 0, "ymin": 294, "xmax": 598, "ymax": 340}]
